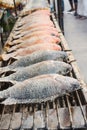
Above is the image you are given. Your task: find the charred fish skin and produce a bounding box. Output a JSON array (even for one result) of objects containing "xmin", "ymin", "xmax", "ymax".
[
  {"xmin": 0, "ymin": 60, "xmax": 72, "ymax": 83},
  {"xmin": 0, "ymin": 50, "xmax": 68, "ymax": 74},
  {"xmin": 0, "ymin": 74, "xmax": 80, "ymax": 104}
]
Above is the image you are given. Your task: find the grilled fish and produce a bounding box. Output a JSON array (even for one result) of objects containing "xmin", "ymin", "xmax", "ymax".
[
  {"xmin": 6, "ymin": 41, "xmax": 60, "ymax": 53},
  {"xmin": 15, "ymin": 18, "xmax": 53, "ymax": 30},
  {"xmin": 5, "ymin": 26, "xmax": 59, "ymax": 47},
  {"xmin": 0, "ymin": 50, "xmax": 68, "ymax": 74},
  {"xmin": 13, "ymin": 26, "xmax": 59, "ymax": 37},
  {"xmin": 14, "ymin": 22, "xmax": 54, "ymax": 32},
  {"xmin": 6, "ymin": 35, "xmax": 60, "ymax": 46},
  {"xmin": 0, "ymin": 60, "xmax": 72, "ymax": 84},
  {"xmin": 12, "ymin": 29, "xmax": 59, "ymax": 40},
  {"xmin": 17, "ymin": 15, "xmax": 51, "ymax": 28},
  {"xmin": 0, "ymin": 74, "xmax": 80, "ymax": 105},
  {"xmin": 6, "ymin": 37, "xmax": 61, "ymax": 53},
  {"xmin": 17, "ymin": 17, "xmax": 51, "ymax": 28},
  {"xmin": 1, "ymin": 43, "xmax": 61, "ymax": 61}
]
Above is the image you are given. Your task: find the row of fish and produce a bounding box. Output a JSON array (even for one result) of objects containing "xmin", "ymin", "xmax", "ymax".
[{"xmin": 0, "ymin": 1, "xmax": 80, "ymax": 105}]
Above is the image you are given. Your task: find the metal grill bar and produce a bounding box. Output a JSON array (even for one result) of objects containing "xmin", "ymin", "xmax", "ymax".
[
  {"xmin": 55, "ymin": 100, "xmax": 60, "ymax": 129},
  {"xmin": 20, "ymin": 105, "xmax": 26, "ymax": 129},
  {"xmin": 0, "ymin": 105, "xmax": 5, "ymax": 128},
  {"xmin": 0, "ymin": 99, "xmax": 87, "ymax": 129},
  {"xmin": 44, "ymin": 102, "xmax": 49, "ymax": 129},
  {"xmin": 76, "ymin": 90, "xmax": 87, "ymax": 126},
  {"xmin": 66, "ymin": 95, "xmax": 73, "ymax": 128},
  {"xmin": 8, "ymin": 105, "xmax": 16, "ymax": 129},
  {"xmin": 33, "ymin": 105, "xmax": 36, "ymax": 130}
]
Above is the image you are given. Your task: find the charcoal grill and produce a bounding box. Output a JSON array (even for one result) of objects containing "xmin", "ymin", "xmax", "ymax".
[{"xmin": 0, "ymin": 0, "xmax": 87, "ymax": 129}]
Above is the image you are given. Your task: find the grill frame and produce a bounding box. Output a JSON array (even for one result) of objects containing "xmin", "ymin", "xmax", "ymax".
[{"xmin": 0, "ymin": 2, "xmax": 87, "ymax": 130}]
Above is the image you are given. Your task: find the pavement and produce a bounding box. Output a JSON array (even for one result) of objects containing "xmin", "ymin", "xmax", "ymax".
[{"xmin": 64, "ymin": 0, "xmax": 87, "ymax": 84}]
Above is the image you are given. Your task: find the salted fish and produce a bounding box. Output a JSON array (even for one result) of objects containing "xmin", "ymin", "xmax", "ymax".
[
  {"xmin": 15, "ymin": 18, "xmax": 54, "ymax": 30},
  {"xmin": 6, "ymin": 34, "xmax": 60, "ymax": 46},
  {"xmin": 7, "ymin": 39, "xmax": 61, "ymax": 53},
  {"xmin": 17, "ymin": 16, "xmax": 51, "ymax": 27},
  {"xmin": 0, "ymin": 43, "xmax": 61, "ymax": 61},
  {"xmin": 0, "ymin": 74, "xmax": 80, "ymax": 105},
  {"xmin": 5, "ymin": 26, "xmax": 59, "ymax": 47},
  {"xmin": 0, "ymin": 60, "xmax": 72, "ymax": 84},
  {"xmin": 13, "ymin": 26, "xmax": 58, "ymax": 37},
  {"xmin": 12, "ymin": 29, "xmax": 59, "ymax": 41},
  {"xmin": 14, "ymin": 8, "xmax": 52, "ymax": 30},
  {"xmin": 14, "ymin": 21, "xmax": 54, "ymax": 32},
  {"xmin": 0, "ymin": 50, "xmax": 68, "ymax": 74}
]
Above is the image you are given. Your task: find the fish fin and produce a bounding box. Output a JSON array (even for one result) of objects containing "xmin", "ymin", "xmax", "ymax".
[
  {"xmin": 9, "ymin": 80, "xmax": 18, "ymax": 85},
  {"xmin": 2, "ymin": 53, "xmax": 17, "ymax": 61},
  {"xmin": 2, "ymin": 98, "xmax": 17, "ymax": 105},
  {"xmin": 1, "ymin": 97, "xmax": 29, "ymax": 105},
  {"xmin": 0, "ymin": 66, "xmax": 17, "ymax": 75},
  {"xmin": 5, "ymin": 41, "xmax": 12, "ymax": 46},
  {"xmin": 0, "ymin": 78, "xmax": 17, "ymax": 85},
  {"xmin": 2, "ymin": 98, "xmax": 33, "ymax": 105},
  {"xmin": 1, "ymin": 54, "xmax": 9, "ymax": 61},
  {"xmin": 0, "ymin": 67, "xmax": 8, "ymax": 74},
  {"xmin": 12, "ymin": 56, "xmax": 21, "ymax": 60}
]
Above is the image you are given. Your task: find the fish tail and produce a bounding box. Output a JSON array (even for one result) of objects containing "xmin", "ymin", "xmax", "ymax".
[
  {"xmin": 0, "ymin": 77, "xmax": 17, "ymax": 85},
  {"xmin": 4, "ymin": 45, "xmax": 10, "ymax": 52},
  {"xmin": 0, "ymin": 77, "xmax": 9, "ymax": 83},
  {"xmin": 0, "ymin": 89, "xmax": 10, "ymax": 99},
  {"xmin": 0, "ymin": 89, "xmax": 8, "ymax": 99},
  {"xmin": 0, "ymin": 67, "xmax": 8, "ymax": 74},
  {"xmin": 5, "ymin": 41, "xmax": 12, "ymax": 46},
  {"xmin": 2, "ymin": 53, "xmax": 18, "ymax": 61},
  {"xmin": 1, "ymin": 54, "xmax": 9, "ymax": 61},
  {"xmin": 0, "ymin": 91, "xmax": 4, "ymax": 99},
  {"xmin": 2, "ymin": 98, "xmax": 17, "ymax": 105}
]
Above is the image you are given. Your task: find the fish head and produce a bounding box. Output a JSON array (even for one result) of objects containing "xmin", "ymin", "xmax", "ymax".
[{"xmin": 55, "ymin": 61, "xmax": 72, "ymax": 75}]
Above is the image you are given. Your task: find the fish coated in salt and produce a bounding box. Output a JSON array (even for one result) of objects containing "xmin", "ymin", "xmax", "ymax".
[
  {"xmin": 0, "ymin": 43, "xmax": 61, "ymax": 61},
  {"xmin": 8, "ymin": 33, "xmax": 59, "ymax": 46},
  {"xmin": 0, "ymin": 60, "xmax": 72, "ymax": 84},
  {"xmin": 0, "ymin": 74, "xmax": 80, "ymax": 105},
  {"xmin": 0, "ymin": 50, "xmax": 68, "ymax": 74}
]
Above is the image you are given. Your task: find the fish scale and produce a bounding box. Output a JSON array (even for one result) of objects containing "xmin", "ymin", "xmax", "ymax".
[
  {"xmin": 0, "ymin": 60, "xmax": 72, "ymax": 84},
  {"xmin": 0, "ymin": 74, "xmax": 80, "ymax": 105},
  {"xmin": 1, "ymin": 43, "xmax": 61, "ymax": 61},
  {"xmin": 0, "ymin": 50, "xmax": 68, "ymax": 74}
]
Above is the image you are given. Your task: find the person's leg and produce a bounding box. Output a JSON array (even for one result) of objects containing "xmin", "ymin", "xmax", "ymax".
[
  {"xmin": 68, "ymin": 0, "xmax": 74, "ymax": 11},
  {"xmin": 74, "ymin": 0, "xmax": 78, "ymax": 16}
]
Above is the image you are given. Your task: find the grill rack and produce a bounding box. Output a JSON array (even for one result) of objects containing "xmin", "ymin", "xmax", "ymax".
[
  {"xmin": 0, "ymin": 2, "xmax": 87, "ymax": 130},
  {"xmin": 0, "ymin": 89, "xmax": 87, "ymax": 130}
]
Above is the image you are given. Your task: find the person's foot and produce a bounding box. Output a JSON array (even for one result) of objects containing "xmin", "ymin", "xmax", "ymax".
[
  {"xmin": 76, "ymin": 15, "xmax": 87, "ymax": 20},
  {"xmin": 74, "ymin": 12, "xmax": 78, "ymax": 16},
  {"xmin": 68, "ymin": 9, "xmax": 74, "ymax": 12},
  {"xmin": 76, "ymin": 15, "xmax": 82, "ymax": 19},
  {"xmin": 79, "ymin": 16, "xmax": 87, "ymax": 20}
]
